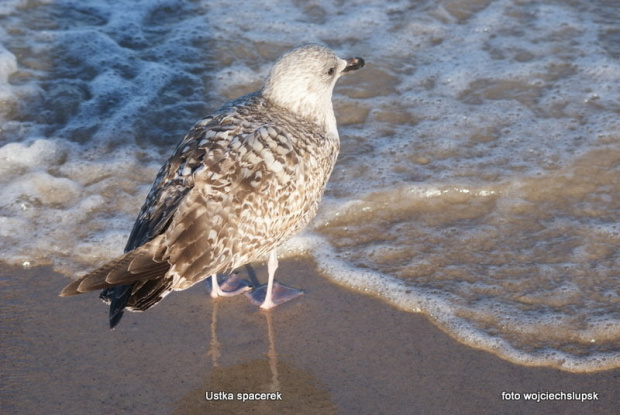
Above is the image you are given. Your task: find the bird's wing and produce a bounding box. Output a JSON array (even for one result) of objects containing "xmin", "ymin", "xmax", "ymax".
[
  {"xmin": 123, "ymin": 114, "xmax": 241, "ymax": 252},
  {"xmin": 60, "ymin": 112, "xmax": 249, "ymax": 297},
  {"xmin": 154, "ymin": 119, "xmax": 300, "ymax": 286}
]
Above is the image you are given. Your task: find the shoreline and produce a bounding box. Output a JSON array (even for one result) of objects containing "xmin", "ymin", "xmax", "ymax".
[{"xmin": 2, "ymin": 258, "xmax": 618, "ymax": 414}]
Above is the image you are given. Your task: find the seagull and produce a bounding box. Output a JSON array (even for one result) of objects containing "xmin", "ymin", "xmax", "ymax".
[{"xmin": 60, "ymin": 44, "xmax": 365, "ymax": 328}]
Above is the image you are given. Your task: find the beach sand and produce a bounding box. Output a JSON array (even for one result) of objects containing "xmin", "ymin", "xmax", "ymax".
[{"xmin": 1, "ymin": 258, "xmax": 618, "ymax": 414}]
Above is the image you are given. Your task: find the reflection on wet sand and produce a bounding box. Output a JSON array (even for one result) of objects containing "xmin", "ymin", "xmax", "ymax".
[{"xmin": 176, "ymin": 265, "xmax": 337, "ymax": 414}]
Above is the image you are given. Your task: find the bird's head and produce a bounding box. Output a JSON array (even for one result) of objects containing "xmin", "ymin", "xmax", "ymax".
[{"xmin": 262, "ymin": 44, "xmax": 365, "ymax": 137}]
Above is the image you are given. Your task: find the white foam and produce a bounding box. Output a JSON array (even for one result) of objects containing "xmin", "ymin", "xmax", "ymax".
[
  {"xmin": 0, "ymin": 43, "xmax": 16, "ymax": 82},
  {"xmin": 0, "ymin": 43, "xmax": 18, "ymax": 122}
]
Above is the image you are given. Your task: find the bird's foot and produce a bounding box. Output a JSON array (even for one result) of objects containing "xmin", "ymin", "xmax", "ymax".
[
  {"xmin": 208, "ymin": 273, "xmax": 251, "ymax": 298},
  {"xmin": 245, "ymin": 282, "xmax": 304, "ymax": 309}
]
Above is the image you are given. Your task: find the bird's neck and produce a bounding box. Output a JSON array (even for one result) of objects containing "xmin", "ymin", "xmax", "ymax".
[{"xmin": 262, "ymin": 87, "xmax": 339, "ymax": 139}]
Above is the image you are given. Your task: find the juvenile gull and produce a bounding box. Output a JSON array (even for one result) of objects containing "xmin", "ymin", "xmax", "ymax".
[{"xmin": 60, "ymin": 44, "xmax": 365, "ymax": 328}]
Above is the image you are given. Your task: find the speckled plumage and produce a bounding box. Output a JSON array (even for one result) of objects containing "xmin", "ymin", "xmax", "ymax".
[{"xmin": 60, "ymin": 44, "xmax": 364, "ymax": 327}]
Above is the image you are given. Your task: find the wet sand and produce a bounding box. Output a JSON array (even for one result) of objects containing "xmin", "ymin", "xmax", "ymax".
[{"xmin": 1, "ymin": 258, "xmax": 618, "ymax": 414}]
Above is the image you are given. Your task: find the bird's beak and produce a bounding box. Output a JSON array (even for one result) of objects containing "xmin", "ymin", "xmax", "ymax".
[{"xmin": 342, "ymin": 57, "xmax": 365, "ymax": 73}]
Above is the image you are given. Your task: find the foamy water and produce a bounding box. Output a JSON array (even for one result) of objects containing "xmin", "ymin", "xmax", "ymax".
[{"xmin": 1, "ymin": 0, "xmax": 618, "ymax": 372}]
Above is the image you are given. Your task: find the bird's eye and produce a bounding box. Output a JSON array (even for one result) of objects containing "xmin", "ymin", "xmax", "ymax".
[{"xmin": 327, "ymin": 67, "xmax": 335, "ymax": 76}]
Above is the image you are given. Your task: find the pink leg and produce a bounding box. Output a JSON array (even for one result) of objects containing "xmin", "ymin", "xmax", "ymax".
[
  {"xmin": 246, "ymin": 250, "xmax": 303, "ymax": 309},
  {"xmin": 208, "ymin": 272, "xmax": 250, "ymax": 298},
  {"xmin": 261, "ymin": 250, "xmax": 279, "ymax": 309}
]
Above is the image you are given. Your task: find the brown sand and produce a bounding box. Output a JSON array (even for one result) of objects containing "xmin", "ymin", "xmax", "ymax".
[{"xmin": 1, "ymin": 258, "xmax": 618, "ymax": 414}]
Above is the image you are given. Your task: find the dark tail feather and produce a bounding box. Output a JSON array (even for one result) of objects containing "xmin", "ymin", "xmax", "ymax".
[
  {"xmin": 99, "ymin": 276, "xmax": 175, "ymax": 329},
  {"xmin": 59, "ymin": 236, "xmax": 173, "ymax": 329},
  {"xmin": 100, "ymin": 284, "xmax": 134, "ymax": 329}
]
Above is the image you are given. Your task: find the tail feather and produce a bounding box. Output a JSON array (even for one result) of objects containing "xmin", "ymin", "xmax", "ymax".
[
  {"xmin": 100, "ymin": 277, "xmax": 175, "ymax": 329},
  {"xmin": 59, "ymin": 238, "xmax": 173, "ymax": 328},
  {"xmin": 127, "ymin": 278, "xmax": 175, "ymax": 311},
  {"xmin": 59, "ymin": 240, "xmax": 168, "ymax": 297},
  {"xmin": 100, "ymin": 284, "xmax": 134, "ymax": 329}
]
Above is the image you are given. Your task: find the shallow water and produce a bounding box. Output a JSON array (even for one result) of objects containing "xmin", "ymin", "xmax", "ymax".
[{"xmin": 0, "ymin": 0, "xmax": 618, "ymax": 372}]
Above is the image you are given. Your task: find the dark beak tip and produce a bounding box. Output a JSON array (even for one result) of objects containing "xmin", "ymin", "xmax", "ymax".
[{"xmin": 343, "ymin": 57, "xmax": 365, "ymax": 73}]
